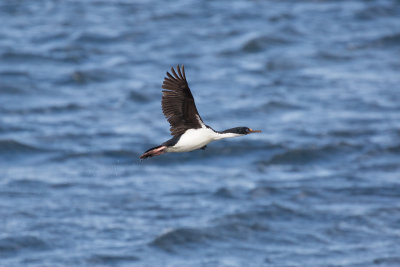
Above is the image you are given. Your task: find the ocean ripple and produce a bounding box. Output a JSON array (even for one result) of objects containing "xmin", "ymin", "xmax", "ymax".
[
  {"xmin": 0, "ymin": 236, "xmax": 48, "ymax": 255},
  {"xmin": 1, "ymin": 0, "xmax": 400, "ymax": 266}
]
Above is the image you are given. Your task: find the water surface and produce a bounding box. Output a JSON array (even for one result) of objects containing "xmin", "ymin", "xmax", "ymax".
[{"xmin": 1, "ymin": 0, "xmax": 400, "ymax": 266}]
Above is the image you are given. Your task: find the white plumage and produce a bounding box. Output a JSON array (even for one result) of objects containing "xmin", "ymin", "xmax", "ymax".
[{"xmin": 166, "ymin": 127, "xmax": 241, "ymax": 153}]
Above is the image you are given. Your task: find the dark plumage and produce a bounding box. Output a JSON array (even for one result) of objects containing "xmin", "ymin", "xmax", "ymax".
[
  {"xmin": 161, "ymin": 65, "xmax": 203, "ymax": 137},
  {"xmin": 220, "ymin": 127, "xmax": 255, "ymax": 135}
]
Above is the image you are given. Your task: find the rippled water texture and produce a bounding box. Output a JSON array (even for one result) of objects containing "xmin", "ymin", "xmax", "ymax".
[{"xmin": 1, "ymin": 0, "xmax": 400, "ymax": 266}]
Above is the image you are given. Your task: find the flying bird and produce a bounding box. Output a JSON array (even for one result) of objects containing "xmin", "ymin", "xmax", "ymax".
[{"xmin": 140, "ymin": 65, "xmax": 261, "ymax": 159}]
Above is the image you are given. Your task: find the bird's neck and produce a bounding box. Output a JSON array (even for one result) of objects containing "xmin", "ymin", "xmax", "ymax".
[{"xmin": 212, "ymin": 129, "xmax": 243, "ymax": 140}]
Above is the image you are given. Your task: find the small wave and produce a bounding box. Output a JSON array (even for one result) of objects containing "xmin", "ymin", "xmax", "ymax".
[
  {"xmin": 7, "ymin": 179, "xmax": 50, "ymax": 190},
  {"xmin": 102, "ymin": 150, "xmax": 137, "ymax": 159},
  {"xmin": 88, "ymin": 253, "xmax": 139, "ymax": 264},
  {"xmin": 151, "ymin": 10, "xmax": 192, "ymax": 21},
  {"xmin": 373, "ymin": 257, "xmax": 400, "ymax": 265},
  {"xmin": 152, "ymin": 204, "xmax": 308, "ymax": 252},
  {"xmin": 259, "ymin": 100, "xmax": 303, "ymax": 112},
  {"xmin": 0, "ymin": 84, "xmax": 27, "ymax": 95},
  {"xmin": 356, "ymin": 5, "xmax": 398, "ymax": 20},
  {"xmin": 353, "ymin": 33, "xmax": 400, "ymax": 49},
  {"xmin": 0, "ymin": 125, "xmax": 28, "ymax": 134},
  {"xmin": 31, "ymin": 31, "xmax": 69, "ymax": 45},
  {"xmin": 35, "ymin": 103, "xmax": 81, "ymax": 113},
  {"xmin": 0, "ymin": 139, "xmax": 46, "ymax": 155},
  {"xmin": 262, "ymin": 144, "xmax": 356, "ymax": 165},
  {"xmin": 247, "ymin": 186, "xmax": 281, "ymax": 199},
  {"xmin": 151, "ymin": 227, "xmax": 215, "ymax": 252},
  {"xmin": 50, "ymin": 181, "xmax": 107, "ymax": 191},
  {"xmin": 0, "ymin": 51, "xmax": 55, "ymax": 64},
  {"xmin": 0, "ymin": 236, "xmax": 48, "ymax": 254},
  {"xmin": 49, "ymin": 45, "xmax": 89, "ymax": 64},
  {"xmin": 315, "ymin": 51, "xmax": 352, "ymax": 62},
  {"xmin": 214, "ymin": 187, "xmax": 236, "ymax": 199},
  {"xmin": 70, "ymin": 69, "xmax": 111, "ymax": 84},
  {"xmin": 0, "ymin": 70, "xmax": 30, "ymax": 79},
  {"xmin": 8, "ymin": 103, "xmax": 82, "ymax": 115},
  {"xmin": 373, "ymin": 33, "xmax": 400, "ymax": 47},
  {"xmin": 242, "ymin": 35, "xmax": 291, "ymax": 53},
  {"xmin": 211, "ymin": 141, "xmax": 282, "ymax": 154},
  {"xmin": 331, "ymin": 186, "xmax": 400, "ymax": 198},
  {"xmin": 128, "ymin": 90, "xmax": 150, "ymax": 102},
  {"xmin": 68, "ymin": 68, "xmax": 125, "ymax": 85},
  {"xmin": 387, "ymin": 145, "xmax": 400, "ymax": 154},
  {"xmin": 328, "ymin": 128, "xmax": 376, "ymax": 138},
  {"xmin": 217, "ymin": 204, "xmax": 306, "ymax": 223},
  {"xmin": 74, "ymin": 31, "xmax": 124, "ymax": 44},
  {"xmin": 51, "ymin": 149, "xmax": 136, "ymax": 162},
  {"xmin": 268, "ymin": 13, "xmax": 295, "ymax": 22},
  {"xmin": 0, "ymin": 70, "xmax": 32, "ymax": 95},
  {"xmin": 265, "ymin": 59, "xmax": 300, "ymax": 71}
]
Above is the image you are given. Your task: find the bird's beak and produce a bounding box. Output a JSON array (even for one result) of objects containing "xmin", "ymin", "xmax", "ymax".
[{"xmin": 248, "ymin": 128, "xmax": 262, "ymax": 133}]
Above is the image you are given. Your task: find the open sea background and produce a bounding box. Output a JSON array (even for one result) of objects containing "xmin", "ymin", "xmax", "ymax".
[{"xmin": 1, "ymin": 0, "xmax": 400, "ymax": 266}]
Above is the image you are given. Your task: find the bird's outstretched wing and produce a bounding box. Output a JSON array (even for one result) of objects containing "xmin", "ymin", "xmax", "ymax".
[{"xmin": 161, "ymin": 65, "xmax": 204, "ymax": 136}]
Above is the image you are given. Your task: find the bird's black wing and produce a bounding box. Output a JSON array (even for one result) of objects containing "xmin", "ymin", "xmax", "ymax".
[{"xmin": 161, "ymin": 65, "xmax": 204, "ymax": 136}]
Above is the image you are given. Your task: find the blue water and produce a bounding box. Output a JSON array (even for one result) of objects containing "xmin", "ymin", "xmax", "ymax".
[{"xmin": 1, "ymin": 0, "xmax": 400, "ymax": 266}]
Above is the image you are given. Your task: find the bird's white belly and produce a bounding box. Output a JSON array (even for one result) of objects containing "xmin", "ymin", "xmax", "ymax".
[{"xmin": 167, "ymin": 128, "xmax": 216, "ymax": 152}]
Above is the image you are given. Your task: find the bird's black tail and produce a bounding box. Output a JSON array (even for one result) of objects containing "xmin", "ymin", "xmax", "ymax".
[{"xmin": 139, "ymin": 145, "xmax": 167, "ymax": 159}]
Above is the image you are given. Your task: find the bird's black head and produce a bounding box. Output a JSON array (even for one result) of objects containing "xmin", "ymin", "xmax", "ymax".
[{"xmin": 222, "ymin": 127, "xmax": 261, "ymax": 135}]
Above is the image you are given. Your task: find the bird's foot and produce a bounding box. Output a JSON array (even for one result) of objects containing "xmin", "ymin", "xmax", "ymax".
[{"xmin": 139, "ymin": 145, "xmax": 167, "ymax": 159}]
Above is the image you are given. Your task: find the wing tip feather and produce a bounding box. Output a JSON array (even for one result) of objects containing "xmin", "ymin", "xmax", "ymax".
[
  {"xmin": 182, "ymin": 65, "xmax": 186, "ymax": 79},
  {"xmin": 165, "ymin": 65, "xmax": 187, "ymax": 82}
]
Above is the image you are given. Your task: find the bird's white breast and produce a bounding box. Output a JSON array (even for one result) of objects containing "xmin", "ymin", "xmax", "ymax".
[{"xmin": 166, "ymin": 127, "xmax": 218, "ymax": 152}]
